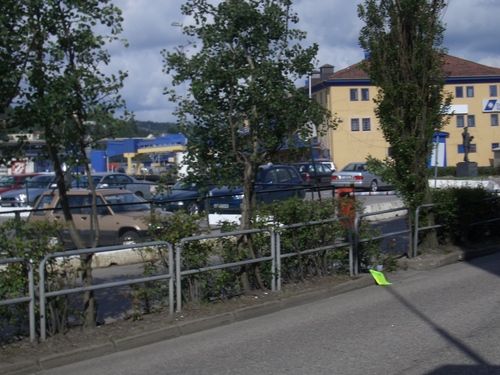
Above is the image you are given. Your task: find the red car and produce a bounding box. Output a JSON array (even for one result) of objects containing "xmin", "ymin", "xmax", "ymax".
[{"xmin": 0, "ymin": 173, "xmax": 41, "ymax": 194}]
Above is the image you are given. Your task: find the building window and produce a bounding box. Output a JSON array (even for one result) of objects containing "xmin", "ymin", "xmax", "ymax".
[
  {"xmin": 458, "ymin": 144, "xmax": 476, "ymax": 154},
  {"xmin": 456, "ymin": 115, "xmax": 465, "ymax": 128},
  {"xmin": 350, "ymin": 89, "xmax": 358, "ymax": 101},
  {"xmin": 362, "ymin": 118, "xmax": 371, "ymax": 131},
  {"xmin": 361, "ymin": 88, "xmax": 369, "ymax": 101},
  {"xmin": 467, "ymin": 115, "xmax": 475, "ymax": 127},
  {"xmin": 492, "ymin": 114, "xmax": 499, "ymax": 126},
  {"xmin": 492, "ymin": 143, "xmax": 499, "ymax": 150},
  {"xmin": 351, "ymin": 118, "xmax": 360, "ymax": 131},
  {"xmin": 319, "ymin": 92, "xmax": 323, "ymax": 104},
  {"xmin": 455, "ymin": 86, "xmax": 463, "ymax": 98},
  {"xmin": 490, "ymin": 85, "xmax": 498, "ymax": 97},
  {"xmin": 466, "ymin": 86, "xmax": 474, "ymax": 98}
]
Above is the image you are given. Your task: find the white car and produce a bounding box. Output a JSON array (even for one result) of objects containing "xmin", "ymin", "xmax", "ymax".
[{"xmin": 318, "ymin": 161, "xmax": 337, "ymax": 173}]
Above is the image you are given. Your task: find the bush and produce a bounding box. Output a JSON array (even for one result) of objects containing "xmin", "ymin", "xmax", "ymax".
[
  {"xmin": 431, "ymin": 186, "xmax": 500, "ymax": 245},
  {"xmin": 432, "ymin": 165, "xmax": 500, "ymax": 177},
  {"xmin": 0, "ymin": 219, "xmax": 77, "ymax": 343}
]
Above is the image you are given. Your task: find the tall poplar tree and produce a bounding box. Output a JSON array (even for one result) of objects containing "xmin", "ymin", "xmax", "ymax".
[{"xmin": 358, "ymin": 0, "xmax": 452, "ymax": 252}]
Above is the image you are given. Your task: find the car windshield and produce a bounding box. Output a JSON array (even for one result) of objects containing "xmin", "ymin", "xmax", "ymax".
[
  {"xmin": 103, "ymin": 193, "xmax": 150, "ymax": 212},
  {"xmin": 172, "ymin": 181, "xmax": 196, "ymax": 190},
  {"xmin": 0, "ymin": 176, "xmax": 15, "ymax": 187},
  {"xmin": 26, "ymin": 175, "xmax": 54, "ymax": 188},
  {"xmin": 342, "ymin": 163, "xmax": 365, "ymax": 172},
  {"xmin": 72, "ymin": 176, "xmax": 103, "ymax": 188}
]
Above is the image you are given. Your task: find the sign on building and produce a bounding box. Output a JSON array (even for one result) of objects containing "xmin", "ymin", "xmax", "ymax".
[{"xmin": 483, "ymin": 99, "xmax": 500, "ymax": 113}]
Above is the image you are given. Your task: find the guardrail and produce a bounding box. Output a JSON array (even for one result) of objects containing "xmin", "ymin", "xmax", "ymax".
[
  {"xmin": 354, "ymin": 207, "xmax": 410, "ymax": 274},
  {"xmin": 413, "ymin": 196, "xmax": 500, "ymax": 257},
  {"xmin": 38, "ymin": 241, "xmax": 173, "ymax": 341},
  {"xmin": 176, "ymin": 228, "xmax": 275, "ymax": 312},
  {"xmin": 0, "ymin": 258, "xmax": 35, "ymax": 342},
  {"xmin": 276, "ymin": 217, "xmax": 353, "ymax": 284},
  {"xmin": 12, "ymin": 194, "xmax": 497, "ymax": 343}
]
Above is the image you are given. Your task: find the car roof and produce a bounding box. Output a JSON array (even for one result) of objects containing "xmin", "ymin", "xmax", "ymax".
[
  {"xmin": 39, "ymin": 188, "xmax": 134, "ymax": 197},
  {"xmin": 87, "ymin": 172, "xmax": 127, "ymax": 176},
  {"xmin": 259, "ymin": 163, "xmax": 295, "ymax": 169},
  {"xmin": 0, "ymin": 173, "xmax": 40, "ymax": 178}
]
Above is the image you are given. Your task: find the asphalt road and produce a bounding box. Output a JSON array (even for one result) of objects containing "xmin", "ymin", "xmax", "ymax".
[{"xmin": 38, "ymin": 252, "xmax": 500, "ymax": 375}]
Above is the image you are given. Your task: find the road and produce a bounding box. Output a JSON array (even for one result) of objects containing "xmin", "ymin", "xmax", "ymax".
[{"xmin": 39, "ymin": 252, "xmax": 500, "ymax": 375}]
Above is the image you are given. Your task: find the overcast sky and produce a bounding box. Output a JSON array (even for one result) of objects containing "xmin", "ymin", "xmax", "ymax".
[{"xmin": 106, "ymin": 0, "xmax": 500, "ymax": 124}]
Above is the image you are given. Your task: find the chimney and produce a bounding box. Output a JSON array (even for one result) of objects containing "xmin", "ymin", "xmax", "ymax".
[{"xmin": 320, "ymin": 64, "xmax": 334, "ymax": 80}]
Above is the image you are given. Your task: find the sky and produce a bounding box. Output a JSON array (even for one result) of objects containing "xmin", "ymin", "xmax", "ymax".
[{"xmin": 106, "ymin": 0, "xmax": 500, "ymax": 124}]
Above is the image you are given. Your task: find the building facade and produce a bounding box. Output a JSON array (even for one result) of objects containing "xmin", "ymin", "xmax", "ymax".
[{"xmin": 310, "ymin": 55, "xmax": 500, "ymax": 170}]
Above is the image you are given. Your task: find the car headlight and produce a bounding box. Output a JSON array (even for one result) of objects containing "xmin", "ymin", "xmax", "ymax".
[
  {"xmin": 233, "ymin": 194, "xmax": 244, "ymax": 200},
  {"xmin": 19, "ymin": 194, "xmax": 27, "ymax": 202}
]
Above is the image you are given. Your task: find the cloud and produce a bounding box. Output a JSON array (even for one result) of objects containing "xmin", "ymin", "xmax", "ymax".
[{"xmin": 103, "ymin": 0, "xmax": 500, "ymax": 123}]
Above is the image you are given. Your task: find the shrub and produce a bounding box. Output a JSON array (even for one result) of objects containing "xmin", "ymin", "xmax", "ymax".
[
  {"xmin": 431, "ymin": 186, "xmax": 500, "ymax": 245},
  {"xmin": 0, "ymin": 219, "xmax": 76, "ymax": 342}
]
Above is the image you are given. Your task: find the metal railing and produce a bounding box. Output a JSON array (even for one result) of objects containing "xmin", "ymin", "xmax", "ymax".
[
  {"xmin": 176, "ymin": 228, "xmax": 274, "ymax": 312},
  {"xmin": 413, "ymin": 196, "xmax": 500, "ymax": 257},
  {"xmin": 1, "ymin": 199, "xmax": 457, "ymax": 343},
  {"xmin": 276, "ymin": 217, "xmax": 352, "ymax": 286},
  {"xmin": 38, "ymin": 241, "xmax": 173, "ymax": 341},
  {"xmin": 0, "ymin": 257, "xmax": 35, "ymax": 342},
  {"xmin": 354, "ymin": 207, "xmax": 410, "ymax": 274}
]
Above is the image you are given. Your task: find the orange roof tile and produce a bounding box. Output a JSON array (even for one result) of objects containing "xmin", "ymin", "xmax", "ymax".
[{"xmin": 326, "ymin": 54, "xmax": 500, "ymax": 81}]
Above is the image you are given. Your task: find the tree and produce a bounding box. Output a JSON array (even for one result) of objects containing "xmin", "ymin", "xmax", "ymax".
[
  {"xmin": 163, "ymin": 0, "xmax": 333, "ymax": 291},
  {"xmin": 358, "ymin": 0, "xmax": 452, "ymax": 253},
  {"xmin": 1, "ymin": 0, "xmax": 129, "ymax": 329}
]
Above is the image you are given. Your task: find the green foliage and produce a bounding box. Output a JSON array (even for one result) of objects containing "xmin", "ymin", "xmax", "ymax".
[
  {"xmin": 431, "ymin": 166, "xmax": 500, "ymax": 177},
  {"xmin": 358, "ymin": 0, "xmax": 452, "ymax": 215},
  {"xmin": 1, "ymin": 1, "xmax": 130, "ymax": 167},
  {"xmin": 1, "ymin": 1, "xmax": 130, "ymax": 327},
  {"xmin": 0, "ymin": 219, "xmax": 78, "ymax": 342},
  {"xmin": 133, "ymin": 210, "xmax": 215, "ymax": 310},
  {"xmin": 134, "ymin": 120, "xmax": 181, "ymax": 136},
  {"xmin": 163, "ymin": 0, "xmax": 334, "ymax": 229},
  {"xmin": 431, "ymin": 186, "xmax": 500, "ymax": 245}
]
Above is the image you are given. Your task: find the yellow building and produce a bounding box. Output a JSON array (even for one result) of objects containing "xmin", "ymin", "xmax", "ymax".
[{"xmin": 311, "ymin": 55, "xmax": 500, "ymax": 170}]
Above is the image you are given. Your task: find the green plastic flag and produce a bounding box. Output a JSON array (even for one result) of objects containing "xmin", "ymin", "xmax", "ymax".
[{"xmin": 369, "ymin": 269, "xmax": 392, "ymax": 285}]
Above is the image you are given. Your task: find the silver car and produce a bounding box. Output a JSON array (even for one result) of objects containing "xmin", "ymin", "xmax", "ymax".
[
  {"xmin": 0, "ymin": 174, "xmax": 56, "ymax": 207},
  {"xmin": 331, "ymin": 162, "xmax": 392, "ymax": 192},
  {"xmin": 72, "ymin": 173, "xmax": 157, "ymax": 200}
]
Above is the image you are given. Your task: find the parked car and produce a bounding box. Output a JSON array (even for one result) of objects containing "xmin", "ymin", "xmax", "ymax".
[
  {"xmin": 72, "ymin": 173, "xmax": 157, "ymax": 199},
  {"xmin": 28, "ymin": 188, "xmax": 172, "ymax": 248},
  {"xmin": 208, "ymin": 164, "xmax": 305, "ymax": 214},
  {"xmin": 318, "ymin": 161, "xmax": 337, "ymax": 173},
  {"xmin": 313, "ymin": 158, "xmax": 337, "ymax": 172},
  {"xmin": 292, "ymin": 162, "xmax": 333, "ymax": 187},
  {"xmin": 0, "ymin": 174, "xmax": 56, "ymax": 207},
  {"xmin": 153, "ymin": 181, "xmax": 214, "ymax": 215},
  {"xmin": 331, "ymin": 162, "xmax": 392, "ymax": 192},
  {"xmin": 0, "ymin": 173, "xmax": 41, "ymax": 194}
]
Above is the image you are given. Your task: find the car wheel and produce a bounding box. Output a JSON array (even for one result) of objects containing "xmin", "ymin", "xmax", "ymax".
[
  {"xmin": 370, "ymin": 180, "xmax": 378, "ymax": 192},
  {"xmin": 186, "ymin": 201, "xmax": 200, "ymax": 215},
  {"xmin": 119, "ymin": 230, "xmax": 139, "ymax": 245}
]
